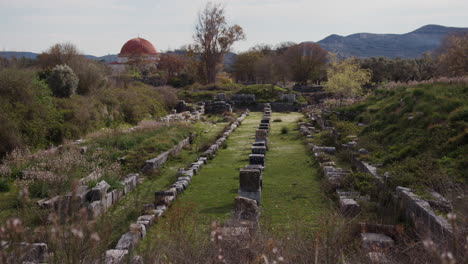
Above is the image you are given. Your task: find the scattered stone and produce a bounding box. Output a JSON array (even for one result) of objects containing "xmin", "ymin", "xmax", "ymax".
[
  {"xmin": 427, "ymin": 191, "xmax": 453, "ymax": 214},
  {"xmin": 86, "ymin": 180, "xmax": 111, "ymax": 202},
  {"xmin": 340, "ymin": 198, "xmax": 360, "ymax": 217},
  {"xmin": 105, "ymin": 249, "xmax": 128, "ymax": 264},
  {"xmin": 154, "ymin": 190, "xmax": 176, "ymax": 206},
  {"xmin": 359, "ymin": 148, "xmax": 369, "ymax": 155},
  {"xmin": 361, "ymin": 233, "xmax": 394, "ymax": 251},
  {"xmin": 80, "ymin": 146, "xmax": 88, "ymax": 154},
  {"xmin": 116, "ymin": 232, "xmax": 140, "ymax": 250},
  {"xmin": 233, "ymin": 196, "xmax": 260, "ymax": 221}
]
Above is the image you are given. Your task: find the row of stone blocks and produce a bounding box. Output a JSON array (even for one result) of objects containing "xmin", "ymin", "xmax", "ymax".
[
  {"xmin": 235, "ymin": 106, "xmax": 271, "ymax": 222},
  {"xmin": 37, "ymin": 173, "xmax": 140, "ymax": 220},
  {"xmin": 105, "ymin": 113, "xmax": 249, "ymax": 264}
]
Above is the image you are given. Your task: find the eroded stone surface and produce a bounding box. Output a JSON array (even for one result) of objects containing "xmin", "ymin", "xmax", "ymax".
[{"xmin": 233, "ymin": 196, "xmax": 260, "ymax": 221}]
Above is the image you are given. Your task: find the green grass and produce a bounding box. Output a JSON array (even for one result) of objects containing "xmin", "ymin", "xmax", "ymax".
[
  {"xmin": 138, "ymin": 112, "xmax": 330, "ymax": 255},
  {"xmin": 137, "ymin": 113, "xmax": 262, "ymax": 252},
  {"xmin": 261, "ymin": 112, "xmax": 329, "ymax": 228}
]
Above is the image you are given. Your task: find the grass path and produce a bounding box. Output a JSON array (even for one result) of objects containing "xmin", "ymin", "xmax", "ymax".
[
  {"xmin": 138, "ymin": 112, "xmax": 262, "ymax": 251},
  {"xmin": 261, "ymin": 112, "xmax": 329, "ymax": 228}
]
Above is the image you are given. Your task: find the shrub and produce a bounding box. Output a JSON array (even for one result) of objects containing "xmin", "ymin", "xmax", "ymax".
[
  {"xmin": 0, "ymin": 178, "xmax": 10, "ymax": 192},
  {"xmin": 47, "ymin": 64, "xmax": 79, "ymax": 98},
  {"xmin": 273, "ymin": 118, "xmax": 282, "ymax": 122},
  {"xmin": 281, "ymin": 126, "xmax": 288, "ymax": 134},
  {"xmin": 0, "ymin": 68, "xmax": 61, "ymax": 157}
]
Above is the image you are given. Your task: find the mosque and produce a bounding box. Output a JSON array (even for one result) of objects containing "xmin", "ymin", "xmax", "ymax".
[{"xmin": 109, "ymin": 37, "xmax": 159, "ymax": 74}]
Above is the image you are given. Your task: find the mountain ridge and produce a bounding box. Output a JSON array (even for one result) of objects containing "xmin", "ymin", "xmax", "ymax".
[
  {"xmin": 1, "ymin": 25, "xmax": 467, "ymax": 61},
  {"xmin": 314, "ymin": 24, "xmax": 468, "ymax": 58}
]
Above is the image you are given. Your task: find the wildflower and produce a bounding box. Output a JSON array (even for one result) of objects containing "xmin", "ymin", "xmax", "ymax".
[
  {"xmin": 71, "ymin": 228, "xmax": 84, "ymax": 239},
  {"xmin": 90, "ymin": 232, "xmax": 100, "ymax": 242}
]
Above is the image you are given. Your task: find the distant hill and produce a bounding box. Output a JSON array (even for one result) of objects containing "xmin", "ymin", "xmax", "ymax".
[
  {"xmin": 0, "ymin": 51, "xmax": 38, "ymax": 59},
  {"xmin": 314, "ymin": 24, "xmax": 468, "ymax": 58},
  {"xmin": 0, "ymin": 51, "xmax": 233, "ymax": 65},
  {"xmin": 0, "ymin": 52, "xmax": 117, "ymax": 63}
]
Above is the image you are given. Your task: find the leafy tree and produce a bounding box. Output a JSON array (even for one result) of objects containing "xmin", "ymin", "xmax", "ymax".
[
  {"xmin": 325, "ymin": 58, "xmax": 371, "ymax": 103},
  {"xmin": 47, "ymin": 64, "xmax": 79, "ymax": 98},
  {"xmin": 284, "ymin": 43, "xmax": 328, "ymax": 85},
  {"xmin": 436, "ymin": 33, "xmax": 468, "ymax": 77},
  {"xmin": 231, "ymin": 50, "xmax": 264, "ymax": 83},
  {"xmin": 193, "ymin": 2, "xmax": 245, "ymax": 84}
]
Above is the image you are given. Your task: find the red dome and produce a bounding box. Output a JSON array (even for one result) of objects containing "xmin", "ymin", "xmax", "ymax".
[{"xmin": 119, "ymin": 37, "xmax": 157, "ymax": 55}]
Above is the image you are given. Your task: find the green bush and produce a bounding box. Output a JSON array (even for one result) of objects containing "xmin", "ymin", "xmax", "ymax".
[
  {"xmin": 0, "ymin": 68, "xmax": 60, "ymax": 156},
  {"xmin": 281, "ymin": 126, "xmax": 289, "ymax": 134}
]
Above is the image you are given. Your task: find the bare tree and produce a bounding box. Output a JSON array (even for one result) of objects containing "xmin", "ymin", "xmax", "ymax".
[{"xmin": 193, "ymin": 2, "xmax": 245, "ymax": 84}]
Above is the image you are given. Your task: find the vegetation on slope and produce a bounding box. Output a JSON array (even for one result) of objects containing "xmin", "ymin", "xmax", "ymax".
[{"xmin": 332, "ymin": 81, "xmax": 467, "ymax": 193}]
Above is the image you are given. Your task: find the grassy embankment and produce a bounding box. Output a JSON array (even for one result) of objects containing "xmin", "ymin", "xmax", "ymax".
[{"xmin": 332, "ymin": 82, "xmax": 467, "ymax": 194}]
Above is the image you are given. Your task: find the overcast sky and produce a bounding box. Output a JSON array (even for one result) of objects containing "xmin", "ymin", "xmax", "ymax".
[{"xmin": 0, "ymin": 0, "xmax": 467, "ymax": 56}]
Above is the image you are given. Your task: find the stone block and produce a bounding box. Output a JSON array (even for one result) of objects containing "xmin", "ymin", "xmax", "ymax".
[
  {"xmin": 239, "ymin": 169, "xmax": 261, "ymax": 192},
  {"xmin": 137, "ymin": 215, "xmax": 155, "ymax": 227},
  {"xmin": 116, "ymin": 232, "xmax": 140, "ymax": 250},
  {"xmin": 244, "ymin": 164, "xmax": 263, "ymax": 172},
  {"xmin": 255, "ymin": 130, "xmax": 268, "ymax": 141},
  {"xmin": 233, "ymin": 196, "xmax": 260, "ymax": 221},
  {"xmin": 20, "ymin": 243, "xmax": 49, "ymax": 263},
  {"xmin": 87, "ymin": 180, "xmax": 111, "ymax": 202},
  {"xmin": 249, "ymin": 154, "xmax": 265, "ymax": 166},
  {"xmin": 111, "ymin": 189, "xmax": 123, "ymax": 204},
  {"xmin": 251, "ymin": 146, "xmax": 266, "ymax": 155},
  {"xmin": 252, "ymin": 141, "xmax": 266, "ymax": 147},
  {"xmin": 43, "ymin": 196, "xmax": 60, "ymax": 209},
  {"xmin": 340, "ymin": 198, "xmax": 360, "ymax": 217},
  {"xmin": 105, "ymin": 249, "xmax": 128, "ymax": 264},
  {"xmin": 154, "ymin": 190, "xmax": 176, "ymax": 206},
  {"xmin": 361, "ymin": 233, "xmax": 394, "ymax": 251},
  {"xmin": 238, "ymin": 189, "xmax": 261, "ymax": 204},
  {"xmin": 177, "ymin": 176, "xmax": 191, "ymax": 183},
  {"xmin": 104, "ymin": 191, "xmax": 114, "ymax": 210},
  {"xmin": 313, "ymin": 146, "xmax": 336, "ymax": 154},
  {"xmin": 87, "ymin": 201, "xmax": 103, "ymax": 219}
]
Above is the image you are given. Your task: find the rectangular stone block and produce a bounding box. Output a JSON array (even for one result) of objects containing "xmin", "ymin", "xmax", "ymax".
[
  {"xmin": 116, "ymin": 232, "xmax": 140, "ymax": 250},
  {"xmin": 361, "ymin": 233, "xmax": 394, "ymax": 251},
  {"xmin": 239, "ymin": 169, "xmax": 261, "ymax": 192},
  {"xmin": 154, "ymin": 190, "xmax": 176, "ymax": 206},
  {"xmin": 260, "ymin": 118, "xmax": 270, "ymax": 124},
  {"xmin": 255, "ymin": 129, "xmax": 268, "ymax": 141},
  {"xmin": 244, "ymin": 164, "xmax": 263, "ymax": 172},
  {"xmin": 238, "ymin": 189, "xmax": 261, "ymax": 204},
  {"xmin": 251, "ymin": 146, "xmax": 266, "ymax": 155},
  {"xmin": 249, "ymin": 154, "xmax": 265, "ymax": 166},
  {"xmin": 340, "ymin": 198, "xmax": 360, "ymax": 217},
  {"xmin": 252, "ymin": 141, "xmax": 266, "ymax": 147}
]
